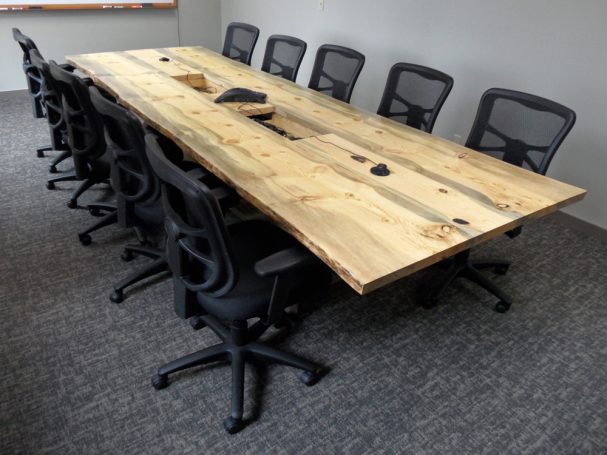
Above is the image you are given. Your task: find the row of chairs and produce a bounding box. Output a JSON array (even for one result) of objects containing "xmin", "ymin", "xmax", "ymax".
[
  {"xmin": 222, "ymin": 22, "xmax": 578, "ymax": 313},
  {"xmin": 13, "ymin": 27, "xmax": 331, "ymax": 434},
  {"xmin": 223, "ymin": 22, "xmax": 452, "ymax": 131},
  {"xmin": 13, "ymin": 24, "xmax": 577, "ymax": 432}
]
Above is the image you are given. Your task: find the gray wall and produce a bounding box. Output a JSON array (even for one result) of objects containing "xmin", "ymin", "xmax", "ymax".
[
  {"xmin": 221, "ymin": 0, "xmax": 607, "ymax": 230},
  {"xmin": 1, "ymin": 0, "xmax": 221, "ymax": 91}
]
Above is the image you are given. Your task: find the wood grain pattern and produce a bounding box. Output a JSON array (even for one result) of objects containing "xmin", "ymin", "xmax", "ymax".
[{"xmin": 67, "ymin": 47, "xmax": 587, "ymax": 295}]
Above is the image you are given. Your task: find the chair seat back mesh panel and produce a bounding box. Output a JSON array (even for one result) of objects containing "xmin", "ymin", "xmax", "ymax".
[
  {"xmin": 465, "ymin": 88, "xmax": 576, "ymax": 175},
  {"xmin": 377, "ymin": 63, "xmax": 454, "ymax": 133},
  {"xmin": 261, "ymin": 35, "xmax": 307, "ymax": 82},
  {"xmin": 308, "ymin": 44, "xmax": 365, "ymax": 103},
  {"xmin": 222, "ymin": 22, "xmax": 260, "ymax": 66}
]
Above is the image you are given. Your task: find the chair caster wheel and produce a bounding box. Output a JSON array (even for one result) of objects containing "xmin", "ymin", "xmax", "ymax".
[
  {"xmin": 120, "ymin": 250, "xmax": 135, "ymax": 262},
  {"xmin": 189, "ymin": 316, "xmax": 206, "ymax": 331},
  {"xmin": 494, "ymin": 265, "xmax": 510, "ymax": 276},
  {"xmin": 299, "ymin": 369, "xmax": 322, "ymax": 387},
  {"xmin": 37, "ymin": 150, "xmax": 45, "ymax": 158},
  {"xmin": 495, "ymin": 301, "xmax": 511, "ymax": 314},
  {"xmin": 223, "ymin": 417, "xmax": 244, "ymax": 434},
  {"xmin": 89, "ymin": 207, "xmax": 101, "ymax": 217},
  {"xmin": 49, "ymin": 165, "xmax": 58, "ymax": 174},
  {"xmin": 110, "ymin": 290, "xmax": 124, "ymax": 304},
  {"xmin": 79, "ymin": 234, "xmax": 92, "ymax": 246},
  {"xmin": 46, "ymin": 181, "xmax": 55, "ymax": 190},
  {"xmin": 151, "ymin": 374, "xmax": 168, "ymax": 390},
  {"xmin": 67, "ymin": 200, "xmax": 77, "ymax": 209}
]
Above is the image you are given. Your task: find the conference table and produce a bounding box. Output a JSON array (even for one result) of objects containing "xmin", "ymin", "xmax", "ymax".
[{"xmin": 66, "ymin": 46, "xmax": 586, "ymax": 296}]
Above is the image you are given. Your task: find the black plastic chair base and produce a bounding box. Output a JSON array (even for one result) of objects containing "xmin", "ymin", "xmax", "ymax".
[
  {"xmin": 37, "ymin": 145, "xmax": 52, "ymax": 158},
  {"xmin": 152, "ymin": 315, "xmax": 323, "ymax": 434},
  {"xmin": 78, "ymin": 209, "xmax": 118, "ymax": 246},
  {"xmin": 422, "ymin": 249, "xmax": 512, "ymax": 313},
  {"xmin": 111, "ymin": 249, "xmax": 168, "ymax": 303},
  {"xmin": 47, "ymin": 172, "xmax": 77, "ymax": 190},
  {"xmin": 48, "ymin": 149, "xmax": 72, "ymax": 174},
  {"xmin": 47, "ymin": 175, "xmax": 110, "ymax": 209}
]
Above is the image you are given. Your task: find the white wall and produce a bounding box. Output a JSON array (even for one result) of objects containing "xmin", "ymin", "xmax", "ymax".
[
  {"xmin": 221, "ymin": 0, "xmax": 607, "ymax": 230},
  {"xmin": 1, "ymin": 0, "xmax": 221, "ymax": 91}
]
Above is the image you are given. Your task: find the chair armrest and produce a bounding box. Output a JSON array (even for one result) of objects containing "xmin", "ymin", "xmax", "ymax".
[{"xmin": 255, "ymin": 247, "xmax": 315, "ymax": 277}]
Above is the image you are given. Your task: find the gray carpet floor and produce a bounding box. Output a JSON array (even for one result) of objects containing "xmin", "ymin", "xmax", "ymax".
[{"xmin": 1, "ymin": 91, "xmax": 606, "ymax": 454}]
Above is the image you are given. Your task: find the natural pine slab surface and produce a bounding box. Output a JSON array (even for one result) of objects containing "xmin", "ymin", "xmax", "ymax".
[{"xmin": 67, "ymin": 47, "xmax": 586, "ymax": 294}]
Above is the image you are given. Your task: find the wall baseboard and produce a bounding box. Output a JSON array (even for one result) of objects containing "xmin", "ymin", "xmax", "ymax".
[
  {"xmin": 552, "ymin": 211, "xmax": 607, "ymax": 242},
  {"xmin": 0, "ymin": 89, "xmax": 28, "ymax": 100}
]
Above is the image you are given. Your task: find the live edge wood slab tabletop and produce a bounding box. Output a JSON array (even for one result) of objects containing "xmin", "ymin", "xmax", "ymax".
[{"xmin": 67, "ymin": 47, "xmax": 587, "ymax": 295}]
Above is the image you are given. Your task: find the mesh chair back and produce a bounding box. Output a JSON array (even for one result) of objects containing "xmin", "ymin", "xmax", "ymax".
[
  {"xmin": 222, "ymin": 22, "xmax": 260, "ymax": 66},
  {"xmin": 308, "ymin": 44, "xmax": 365, "ymax": 103},
  {"xmin": 466, "ymin": 88, "xmax": 576, "ymax": 175},
  {"xmin": 49, "ymin": 61, "xmax": 106, "ymax": 178},
  {"xmin": 12, "ymin": 28, "xmax": 44, "ymax": 118},
  {"xmin": 89, "ymin": 86, "xmax": 159, "ymax": 209},
  {"xmin": 261, "ymin": 35, "xmax": 307, "ymax": 82},
  {"xmin": 145, "ymin": 134, "xmax": 238, "ymax": 298},
  {"xmin": 29, "ymin": 50, "xmax": 66, "ymax": 150},
  {"xmin": 377, "ymin": 63, "xmax": 454, "ymax": 133}
]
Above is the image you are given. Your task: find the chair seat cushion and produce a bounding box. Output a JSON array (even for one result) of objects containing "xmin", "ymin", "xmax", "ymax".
[{"xmin": 196, "ymin": 220, "xmax": 305, "ymax": 321}]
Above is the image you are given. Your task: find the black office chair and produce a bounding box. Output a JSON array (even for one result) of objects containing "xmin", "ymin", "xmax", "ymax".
[
  {"xmin": 81, "ymin": 87, "xmax": 238, "ymax": 303},
  {"xmin": 377, "ymin": 63, "xmax": 454, "ymax": 133},
  {"xmin": 12, "ymin": 28, "xmax": 44, "ymax": 120},
  {"xmin": 12, "ymin": 28, "xmax": 54, "ymax": 159},
  {"xmin": 29, "ymin": 50, "xmax": 73, "ymax": 174},
  {"xmin": 74, "ymin": 86, "xmax": 166, "ymax": 303},
  {"xmin": 145, "ymin": 133, "xmax": 331, "ymax": 434},
  {"xmin": 222, "ymin": 22, "xmax": 260, "ymax": 66},
  {"xmin": 13, "ymin": 28, "xmax": 77, "ymax": 162},
  {"xmin": 47, "ymin": 61, "xmax": 110, "ymax": 209},
  {"xmin": 425, "ymin": 88, "xmax": 576, "ymax": 313},
  {"xmin": 308, "ymin": 44, "xmax": 365, "ymax": 103},
  {"xmin": 261, "ymin": 35, "xmax": 307, "ymax": 82}
]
